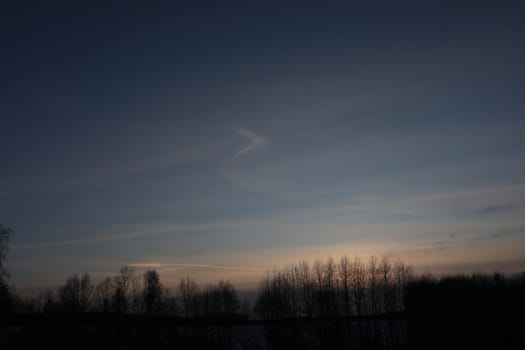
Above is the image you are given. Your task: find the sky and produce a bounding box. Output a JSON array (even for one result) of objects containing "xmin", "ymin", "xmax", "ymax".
[{"xmin": 1, "ymin": 1, "xmax": 525, "ymax": 294}]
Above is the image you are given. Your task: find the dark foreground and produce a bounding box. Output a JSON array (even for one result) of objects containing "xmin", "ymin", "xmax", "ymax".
[
  {"xmin": 2, "ymin": 307, "xmax": 524, "ymax": 349},
  {"xmin": 2, "ymin": 273, "xmax": 525, "ymax": 349}
]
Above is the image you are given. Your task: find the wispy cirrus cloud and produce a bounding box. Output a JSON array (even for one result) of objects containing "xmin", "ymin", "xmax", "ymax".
[
  {"xmin": 128, "ymin": 262, "xmax": 262, "ymax": 272},
  {"xmin": 231, "ymin": 125, "xmax": 268, "ymax": 159},
  {"xmin": 12, "ymin": 221, "xmax": 247, "ymax": 250},
  {"xmin": 479, "ymin": 203, "xmax": 517, "ymax": 215}
]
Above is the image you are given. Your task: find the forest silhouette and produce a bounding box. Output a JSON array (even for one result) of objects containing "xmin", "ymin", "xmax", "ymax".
[{"xmin": 1, "ymin": 225, "xmax": 524, "ymax": 349}]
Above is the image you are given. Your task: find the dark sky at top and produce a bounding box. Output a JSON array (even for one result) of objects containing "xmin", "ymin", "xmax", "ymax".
[{"xmin": 1, "ymin": 1, "xmax": 525, "ymax": 292}]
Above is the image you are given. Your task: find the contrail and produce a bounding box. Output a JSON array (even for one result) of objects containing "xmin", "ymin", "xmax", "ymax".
[{"xmin": 232, "ymin": 125, "xmax": 268, "ymax": 159}]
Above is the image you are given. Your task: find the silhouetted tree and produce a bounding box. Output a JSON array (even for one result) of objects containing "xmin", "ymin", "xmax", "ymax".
[
  {"xmin": 339, "ymin": 255, "xmax": 352, "ymax": 317},
  {"xmin": 323, "ymin": 257, "xmax": 339, "ymax": 316},
  {"xmin": 95, "ymin": 276, "xmax": 114, "ymax": 312},
  {"xmin": 42, "ymin": 290, "xmax": 56, "ymax": 314},
  {"xmin": 0, "ymin": 224, "xmax": 11, "ymax": 282},
  {"xmin": 313, "ymin": 259, "xmax": 325, "ymax": 317},
  {"xmin": 393, "ymin": 259, "xmax": 414, "ymax": 311},
  {"xmin": 367, "ymin": 256, "xmax": 381, "ymax": 314},
  {"xmin": 298, "ymin": 260, "xmax": 315, "ymax": 317},
  {"xmin": 129, "ymin": 269, "xmax": 143, "ymax": 313},
  {"xmin": 112, "ymin": 265, "xmax": 133, "ymax": 313},
  {"xmin": 178, "ymin": 276, "xmax": 198, "ymax": 318},
  {"xmin": 215, "ymin": 279, "xmax": 240, "ymax": 315},
  {"xmin": 351, "ymin": 258, "xmax": 366, "ymax": 316},
  {"xmin": 380, "ymin": 257, "xmax": 398, "ymax": 314},
  {"xmin": 284, "ymin": 264, "xmax": 299, "ymax": 317},
  {"xmin": 143, "ymin": 269, "xmax": 165, "ymax": 315},
  {"xmin": 0, "ymin": 225, "xmax": 12, "ymax": 316},
  {"xmin": 196, "ymin": 279, "xmax": 240, "ymax": 317},
  {"xmin": 254, "ymin": 274, "xmax": 274, "ymax": 320},
  {"xmin": 58, "ymin": 273, "xmax": 93, "ymax": 312}
]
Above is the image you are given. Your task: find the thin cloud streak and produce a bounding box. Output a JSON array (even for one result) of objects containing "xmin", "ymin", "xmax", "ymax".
[
  {"xmin": 129, "ymin": 262, "xmax": 263, "ymax": 272},
  {"xmin": 57, "ymin": 142, "xmax": 226, "ymax": 189},
  {"xmin": 12, "ymin": 221, "xmax": 247, "ymax": 250},
  {"xmin": 479, "ymin": 203, "xmax": 516, "ymax": 215},
  {"xmin": 232, "ymin": 126, "xmax": 268, "ymax": 159}
]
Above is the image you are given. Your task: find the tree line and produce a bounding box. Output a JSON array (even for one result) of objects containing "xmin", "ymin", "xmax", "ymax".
[
  {"xmin": 1, "ymin": 224, "xmax": 413, "ymax": 321},
  {"xmin": 3, "ymin": 255, "xmax": 413, "ymax": 321},
  {"xmin": 254, "ymin": 256, "xmax": 414, "ymax": 320},
  {"xmin": 2, "ymin": 225, "xmax": 525, "ymax": 349},
  {"xmin": 3, "ymin": 266, "xmax": 245, "ymax": 319}
]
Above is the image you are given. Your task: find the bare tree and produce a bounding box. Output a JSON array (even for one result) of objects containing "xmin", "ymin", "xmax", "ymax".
[
  {"xmin": 393, "ymin": 259, "xmax": 414, "ymax": 311},
  {"xmin": 298, "ymin": 260, "xmax": 314, "ymax": 317},
  {"xmin": 113, "ymin": 265, "xmax": 133, "ymax": 313},
  {"xmin": 179, "ymin": 276, "xmax": 198, "ymax": 318},
  {"xmin": 216, "ymin": 279, "xmax": 240, "ymax": 315},
  {"xmin": 0, "ymin": 225, "xmax": 12, "ymax": 282},
  {"xmin": 196, "ymin": 279, "xmax": 240, "ymax": 317},
  {"xmin": 143, "ymin": 269, "xmax": 164, "ymax": 315},
  {"xmin": 339, "ymin": 255, "xmax": 352, "ymax": 317},
  {"xmin": 95, "ymin": 277, "xmax": 114, "ymax": 312},
  {"xmin": 42, "ymin": 290, "xmax": 55, "ymax": 314},
  {"xmin": 380, "ymin": 257, "xmax": 394, "ymax": 313},
  {"xmin": 313, "ymin": 259, "xmax": 325, "ymax": 317},
  {"xmin": 58, "ymin": 273, "xmax": 93, "ymax": 312},
  {"xmin": 272, "ymin": 270, "xmax": 293, "ymax": 319},
  {"xmin": 367, "ymin": 256, "xmax": 381, "ymax": 314},
  {"xmin": 198, "ymin": 284, "xmax": 212, "ymax": 317},
  {"xmin": 80, "ymin": 273, "xmax": 93, "ymax": 311},
  {"xmin": 284, "ymin": 264, "xmax": 299, "ymax": 317},
  {"xmin": 254, "ymin": 274, "xmax": 273, "ymax": 320},
  {"xmin": 324, "ymin": 257, "xmax": 339, "ymax": 316},
  {"xmin": 31, "ymin": 291, "xmax": 53, "ymax": 313},
  {"xmin": 351, "ymin": 258, "xmax": 366, "ymax": 316},
  {"xmin": 0, "ymin": 225, "xmax": 12, "ymax": 315},
  {"xmin": 129, "ymin": 271, "xmax": 143, "ymax": 313}
]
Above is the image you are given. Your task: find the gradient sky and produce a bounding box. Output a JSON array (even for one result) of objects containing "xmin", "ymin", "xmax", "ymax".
[{"xmin": 1, "ymin": 1, "xmax": 525, "ymax": 294}]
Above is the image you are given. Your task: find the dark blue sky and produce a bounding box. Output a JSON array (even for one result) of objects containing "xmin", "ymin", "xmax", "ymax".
[{"xmin": 1, "ymin": 1, "xmax": 525, "ymax": 293}]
